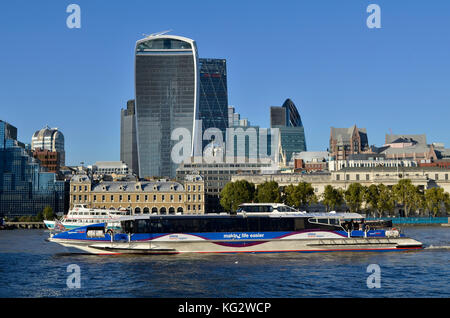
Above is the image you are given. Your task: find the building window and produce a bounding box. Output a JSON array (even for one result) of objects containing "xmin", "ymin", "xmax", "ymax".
[
  {"xmin": 170, "ymin": 195, "xmax": 174, "ymax": 202},
  {"xmin": 162, "ymin": 195, "xmax": 165, "ymax": 202},
  {"xmin": 93, "ymin": 195, "xmax": 97, "ymax": 202},
  {"xmin": 111, "ymin": 195, "xmax": 114, "ymax": 202},
  {"xmin": 336, "ymin": 174, "xmax": 340, "ymax": 181},
  {"xmin": 84, "ymin": 195, "xmax": 87, "ymax": 201},
  {"xmin": 356, "ymin": 174, "xmax": 360, "ymax": 181},
  {"xmin": 102, "ymin": 195, "xmax": 105, "ymax": 202},
  {"xmin": 346, "ymin": 175, "xmax": 350, "ymax": 181},
  {"xmin": 84, "ymin": 186, "xmax": 88, "ymax": 191},
  {"xmin": 73, "ymin": 195, "xmax": 76, "ymax": 201},
  {"xmin": 119, "ymin": 195, "xmax": 122, "ymax": 202},
  {"xmin": 366, "ymin": 174, "xmax": 370, "ymax": 181},
  {"xmin": 435, "ymin": 174, "xmax": 439, "ymax": 180},
  {"xmin": 136, "ymin": 195, "xmax": 140, "ymax": 202},
  {"xmin": 128, "ymin": 195, "xmax": 131, "ymax": 202},
  {"xmin": 446, "ymin": 174, "xmax": 448, "ymax": 181},
  {"xmin": 179, "ymin": 195, "xmax": 182, "ymax": 201},
  {"xmin": 193, "ymin": 185, "xmax": 196, "ymax": 191},
  {"xmin": 79, "ymin": 195, "xmax": 82, "ymax": 201},
  {"xmin": 145, "ymin": 195, "xmax": 148, "ymax": 202}
]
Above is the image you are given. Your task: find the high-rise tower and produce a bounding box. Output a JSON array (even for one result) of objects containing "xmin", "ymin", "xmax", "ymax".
[
  {"xmin": 270, "ymin": 99, "xmax": 307, "ymax": 163},
  {"xmin": 135, "ymin": 34, "xmax": 199, "ymax": 178},
  {"xmin": 198, "ymin": 58, "xmax": 228, "ymax": 148}
]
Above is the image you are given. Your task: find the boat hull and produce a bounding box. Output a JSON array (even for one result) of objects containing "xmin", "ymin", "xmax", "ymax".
[{"xmin": 48, "ymin": 234, "xmax": 423, "ymax": 255}]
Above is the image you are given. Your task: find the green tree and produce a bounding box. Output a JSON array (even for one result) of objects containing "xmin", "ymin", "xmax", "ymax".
[
  {"xmin": 42, "ymin": 206, "xmax": 55, "ymax": 221},
  {"xmin": 255, "ymin": 181, "xmax": 281, "ymax": 203},
  {"xmin": 364, "ymin": 184, "xmax": 380, "ymax": 217},
  {"xmin": 220, "ymin": 180, "xmax": 256, "ymax": 212},
  {"xmin": 376, "ymin": 184, "xmax": 395, "ymax": 217},
  {"xmin": 392, "ymin": 179, "xmax": 420, "ymax": 217},
  {"xmin": 321, "ymin": 185, "xmax": 344, "ymax": 212},
  {"xmin": 424, "ymin": 187, "xmax": 450, "ymax": 217},
  {"xmin": 283, "ymin": 182, "xmax": 317, "ymax": 210},
  {"xmin": 344, "ymin": 183, "xmax": 366, "ymax": 213}
]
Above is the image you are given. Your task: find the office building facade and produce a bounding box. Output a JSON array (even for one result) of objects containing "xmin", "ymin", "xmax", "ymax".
[
  {"xmin": 31, "ymin": 126, "xmax": 65, "ymax": 166},
  {"xmin": 135, "ymin": 34, "xmax": 199, "ymax": 179},
  {"xmin": 70, "ymin": 174, "xmax": 205, "ymax": 214},
  {"xmin": 1, "ymin": 120, "xmax": 68, "ymax": 217},
  {"xmin": 120, "ymin": 99, "xmax": 139, "ymax": 175},
  {"xmin": 270, "ymin": 99, "xmax": 307, "ymax": 164},
  {"xmin": 199, "ymin": 58, "xmax": 228, "ymax": 149}
]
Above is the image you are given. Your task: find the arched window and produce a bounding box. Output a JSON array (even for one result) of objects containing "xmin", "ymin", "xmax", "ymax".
[
  {"xmin": 143, "ymin": 207, "xmax": 149, "ymax": 214},
  {"xmin": 160, "ymin": 207, "xmax": 167, "ymax": 215},
  {"xmin": 169, "ymin": 207, "xmax": 175, "ymax": 215},
  {"xmin": 152, "ymin": 207, "xmax": 158, "ymax": 214},
  {"xmin": 135, "ymin": 207, "xmax": 141, "ymax": 214},
  {"xmin": 177, "ymin": 207, "xmax": 183, "ymax": 213}
]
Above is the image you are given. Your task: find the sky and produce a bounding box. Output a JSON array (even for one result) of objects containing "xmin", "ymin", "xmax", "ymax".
[{"xmin": 1, "ymin": 0, "xmax": 449, "ymax": 166}]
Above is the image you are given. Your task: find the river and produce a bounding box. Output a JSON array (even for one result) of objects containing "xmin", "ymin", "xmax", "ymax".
[{"xmin": 0, "ymin": 226, "xmax": 448, "ymax": 298}]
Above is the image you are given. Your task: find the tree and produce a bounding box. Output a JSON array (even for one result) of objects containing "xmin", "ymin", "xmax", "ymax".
[
  {"xmin": 424, "ymin": 187, "xmax": 450, "ymax": 217},
  {"xmin": 376, "ymin": 184, "xmax": 395, "ymax": 217},
  {"xmin": 321, "ymin": 185, "xmax": 344, "ymax": 212},
  {"xmin": 255, "ymin": 181, "xmax": 281, "ymax": 203},
  {"xmin": 220, "ymin": 180, "xmax": 256, "ymax": 212},
  {"xmin": 42, "ymin": 206, "xmax": 55, "ymax": 221},
  {"xmin": 392, "ymin": 179, "xmax": 420, "ymax": 217},
  {"xmin": 283, "ymin": 182, "xmax": 317, "ymax": 210},
  {"xmin": 344, "ymin": 183, "xmax": 366, "ymax": 213},
  {"xmin": 364, "ymin": 184, "xmax": 380, "ymax": 217}
]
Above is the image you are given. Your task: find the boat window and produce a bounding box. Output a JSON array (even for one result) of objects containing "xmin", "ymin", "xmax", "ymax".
[{"xmin": 240, "ymin": 205, "xmax": 273, "ymax": 213}]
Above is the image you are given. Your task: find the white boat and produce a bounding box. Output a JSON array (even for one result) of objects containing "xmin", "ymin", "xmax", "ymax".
[
  {"xmin": 44, "ymin": 204, "xmax": 129, "ymax": 231},
  {"xmin": 47, "ymin": 203, "xmax": 423, "ymax": 255}
]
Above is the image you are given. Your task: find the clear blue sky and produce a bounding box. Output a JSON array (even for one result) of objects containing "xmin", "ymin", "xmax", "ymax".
[{"xmin": 1, "ymin": 0, "xmax": 449, "ymax": 166}]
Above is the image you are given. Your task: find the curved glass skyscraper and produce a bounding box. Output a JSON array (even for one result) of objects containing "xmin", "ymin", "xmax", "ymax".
[
  {"xmin": 135, "ymin": 35, "xmax": 199, "ymax": 178},
  {"xmin": 270, "ymin": 99, "xmax": 307, "ymax": 163}
]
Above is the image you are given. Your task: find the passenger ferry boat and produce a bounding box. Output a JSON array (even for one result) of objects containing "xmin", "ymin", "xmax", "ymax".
[
  {"xmin": 44, "ymin": 204, "xmax": 129, "ymax": 231},
  {"xmin": 47, "ymin": 203, "xmax": 423, "ymax": 255}
]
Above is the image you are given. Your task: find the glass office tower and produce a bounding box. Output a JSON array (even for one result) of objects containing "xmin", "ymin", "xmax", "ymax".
[
  {"xmin": 199, "ymin": 58, "xmax": 228, "ymax": 149},
  {"xmin": 135, "ymin": 35, "xmax": 199, "ymax": 179},
  {"xmin": 0, "ymin": 120, "xmax": 68, "ymax": 217},
  {"xmin": 120, "ymin": 99, "xmax": 139, "ymax": 175},
  {"xmin": 270, "ymin": 99, "xmax": 307, "ymax": 163}
]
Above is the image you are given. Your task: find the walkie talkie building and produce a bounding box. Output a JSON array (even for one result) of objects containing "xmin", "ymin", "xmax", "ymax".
[{"xmin": 135, "ymin": 34, "xmax": 199, "ymax": 178}]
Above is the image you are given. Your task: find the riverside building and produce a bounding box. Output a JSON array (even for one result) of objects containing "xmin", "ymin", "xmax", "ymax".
[
  {"xmin": 70, "ymin": 174, "xmax": 205, "ymax": 215},
  {"xmin": 231, "ymin": 166, "xmax": 450, "ymax": 199},
  {"xmin": 0, "ymin": 120, "xmax": 68, "ymax": 217}
]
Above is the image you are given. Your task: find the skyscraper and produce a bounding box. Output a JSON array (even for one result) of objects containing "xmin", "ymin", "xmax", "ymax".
[
  {"xmin": 1, "ymin": 120, "xmax": 68, "ymax": 217},
  {"xmin": 270, "ymin": 99, "xmax": 307, "ymax": 163},
  {"xmin": 199, "ymin": 58, "xmax": 229, "ymax": 148},
  {"xmin": 31, "ymin": 126, "xmax": 65, "ymax": 166},
  {"xmin": 120, "ymin": 99, "xmax": 138, "ymax": 175},
  {"xmin": 135, "ymin": 34, "xmax": 199, "ymax": 179}
]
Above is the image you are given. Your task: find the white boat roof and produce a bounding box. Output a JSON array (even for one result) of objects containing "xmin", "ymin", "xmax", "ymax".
[{"xmin": 110, "ymin": 212, "xmax": 364, "ymax": 223}]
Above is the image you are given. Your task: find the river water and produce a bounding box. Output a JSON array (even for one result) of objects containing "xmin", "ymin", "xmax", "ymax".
[{"xmin": 0, "ymin": 226, "xmax": 448, "ymax": 298}]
